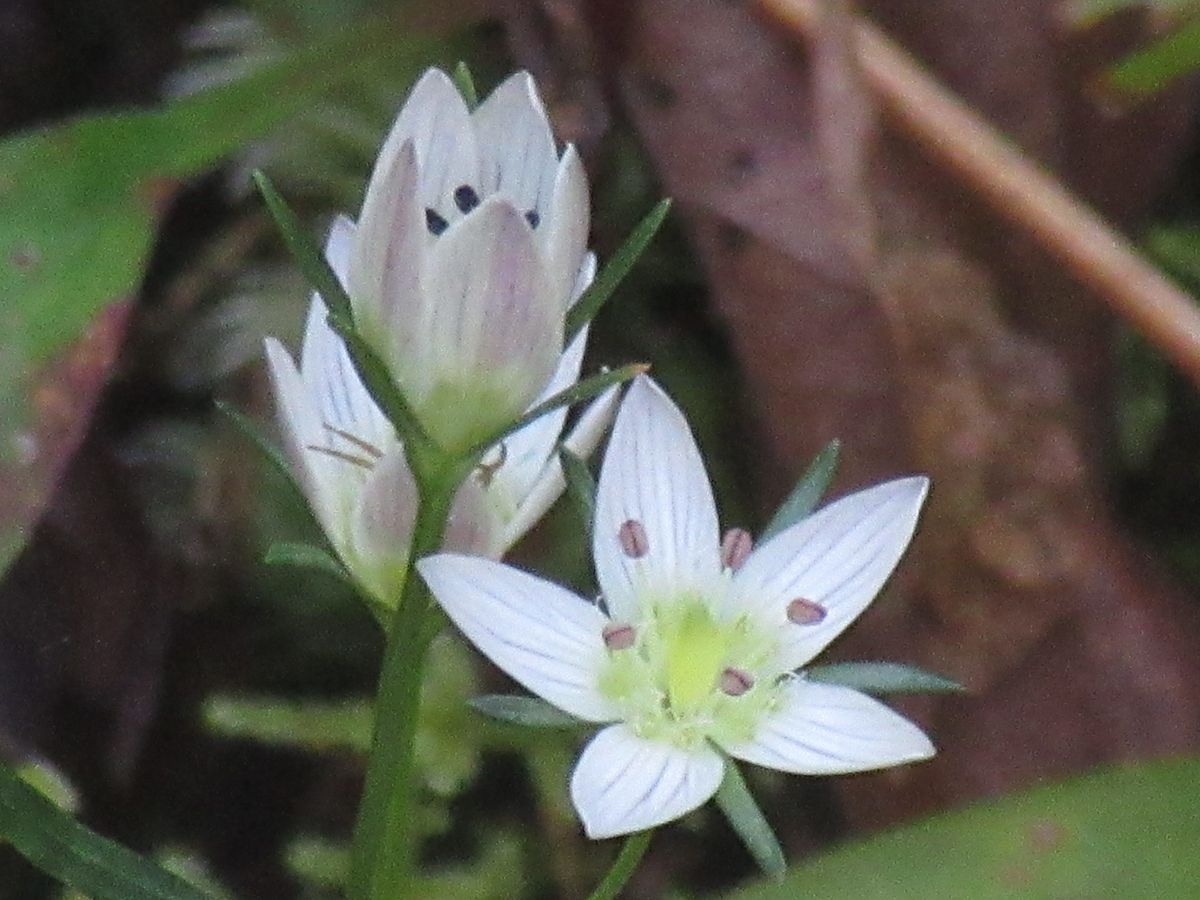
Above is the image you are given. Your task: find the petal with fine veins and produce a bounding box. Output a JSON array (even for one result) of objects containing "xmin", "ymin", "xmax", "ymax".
[
  {"xmin": 348, "ymin": 447, "xmax": 419, "ymax": 601},
  {"xmin": 262, "ymin": 337, "xmax": 342, "ymax": 542},
  {"xmin": 720, "ymin": 680, "xmax": 934, "ymax": 775},
  {"xmin": 570, "ymin": 725, "xmax": 724, "ymax": 839},
  {"xmin": 417, "ymin": 554, "xmax": 618, "ymax": 723},
  {"xmin": 733, "ymin": 477, "xmax": 928, "ymax": 672},
  {"xmin": 594, "ymin": 376, "xmax": 722, "ymax": 622},
  {"xmin": 349, "ymin": 140, "xmax": 425, "ymax": 365},
  {"xmin": 473, "ymin": 71, "xmax": 558, "ymax": 219},
  {"xmin": 370, "ymin": 68, "xmax": 477, "ymax": 213},
  {"xmin": 299, "ymin": 293, "xmax": 392, "ymax": 456},
  {"xmin": 419, "ymin": 196, "xmax": 559, "ymax": 432},
  {"xmin": 541, "ymin": 145, "xmax": 590, "ymax": 309}
]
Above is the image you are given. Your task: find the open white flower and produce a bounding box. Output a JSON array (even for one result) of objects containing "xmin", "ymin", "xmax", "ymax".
[
  {"xmin": 344, "ymin": 67, "xmax": 591, "ymax": 452},
  {"xmin": 418, "ymin": 376, "xmax": 934, "ymax": 839},
  {"xmin": 263, "ymin": 221, "xmax": 614, "ymax": 605}
]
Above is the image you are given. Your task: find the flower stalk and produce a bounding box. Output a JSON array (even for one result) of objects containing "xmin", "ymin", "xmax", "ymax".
[
  {"xmin": 586, "ymin": 830, "xmax": 654, "ymax": 900},
  {"xmin": 347, "ymin": 450, "xmax": 470, "ymax": 900}
]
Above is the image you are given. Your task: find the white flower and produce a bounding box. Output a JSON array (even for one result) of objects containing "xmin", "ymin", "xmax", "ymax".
[
  {"xmin": 344, "ymin": 67, "xmax": 591, "ymax": 452},
  {"xmin": 263, "ymin": 222, "xmax": 614, "ymax": 605},
  {"xmin": 418, "ymin": 376, "xmax": 934, "ymax": 839}
]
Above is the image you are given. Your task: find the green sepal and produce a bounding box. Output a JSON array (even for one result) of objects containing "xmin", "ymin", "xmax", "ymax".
[
  {"xmin": 564, "ymin": 199, "xmax": 672, "ymax": 345},
  {"xmin": 215, "ymin": 400, "xmax": 295, "ymax": 488},
  {"xmin": 465, "ymin": 363, "xmax": 645, "ymax": 461},
  {"xmin": 759, "ymin": 439, "xmax": 840, "ymax": 543},
  {"xmin": 451, "ymin": 60, "xmax": 479, "ymax": 109},
  {"xmin": 805, "ymin": 662, "xmax": 964, "ymax": 695},
  {"xmin": 559, "ymin": 447, "xmax": 597, "ymax": 539},
  {"xmin": 713, "ymin": 758, "xmax": 786, "ymax": 880},
  {"xmin": 0, "ymin": 759, "xmax": 211, "ymax": 900},
  {"xmin": 252, "ymin": 169, "xmax": 353, "ymax": 324},
  {"xmin": 467, "ymin": 694, "xmax": 583, "ymax": 729}
]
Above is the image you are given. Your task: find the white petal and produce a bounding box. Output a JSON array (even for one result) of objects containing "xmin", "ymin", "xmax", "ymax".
[
  {"xmin": 720, "ymin": 679, "xmax": 934, "ymax": 775},
  {"xmin": 571, "ymin": 251, "xmax": 597, "ymax": 303},
  {"xmin": 349, "ymin": 140, "xmax": 426, "ymax": 366},
  {"xmin": 541, "ymin": 145, "xmax": 590, "ymax": 310},
  {"xmin": 594, "ymin": 376, "xmax": 722, "ymax": 622},
  {"xmin": 570, "ymin": 725, "xmax": 724, "ymax": 839},
  {"xmin": 372, "ymin": 68, "xmax": 477, "ymax": 213},
  {"xmin": 442, "ymin": 475, "xmax": 503, "ymax": 558},
  {"xmin": 347, "ymin": 447, "xmax": 418, "ymax": 602},
  {"xmin": 262, "ymin": 337, "xmax": 346, "ymax": 545},
  {"xmin": 473, "ymin": 71, "xmax": 558, "ymax": 217},
  {"xmin": 324, "ymin": 214, "xmax": 355, "ymax": 283},
  {"xmin": 298, "ymin": 293, "xmax": 392, "ymax": 456},
  {"xmin": 417, "ymin": 196, "xmax": 560, "ymax": 436},
  {"xmin": 733, "ymin": 477, "xmax": 928, "ymax": 672},
  {"xmin": 417, "ymin": 554, "xmax": 617, "ymax": 722}
]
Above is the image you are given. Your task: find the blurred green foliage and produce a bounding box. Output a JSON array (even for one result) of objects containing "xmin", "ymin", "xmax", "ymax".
[{"xmin": 729, "ymin": 756, "xmax": 1200, "ymax": 899}]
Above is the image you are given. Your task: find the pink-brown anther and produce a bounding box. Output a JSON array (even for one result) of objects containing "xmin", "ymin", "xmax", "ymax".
[
  {"xmin": 618, "ymin": 519, "xmax": 649, "ymax": 558},
  {"xmin": 786, "ymin": 597, "xmax": 827, "ymax": 625},
  {"xmin": 720, "ymin": 667, "xmax": 755, "ymax": 697},
  {"xmin": 602, "ymin": 622, "xmax": 637, "ymax": 651},
  {"xmin": 720, "ymin": 527, "xmax": 753, "ymax": 570}
]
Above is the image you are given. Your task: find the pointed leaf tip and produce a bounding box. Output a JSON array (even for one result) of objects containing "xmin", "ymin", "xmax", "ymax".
[
  {"xmin": 468, "ymin": 694, "xmax": 584, "ymax": 729},
  {"xmin": 564, "ymin": 198, "xmax": 672, "ymax": 344},
  {"xmin": 760, "ymin": 438, "xmax": 841, "ymax": 542},
  {"xmin": 253, "ymin": 169, "xmax": 354, "ymax": 324}
]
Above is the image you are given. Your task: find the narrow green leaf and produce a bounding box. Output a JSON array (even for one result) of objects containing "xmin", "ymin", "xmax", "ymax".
[
  {"xmin": 203, "ymin": 696, "xmax": 373, "ymax": 753},
  {"xmin": 0, "ymin": 760, "xmax": 211, "ymax": 900},
  {"xmin": 252, "ymin": 169, "xmax": 353, "ymax": 323},
  {"xmin": 759, "ymin": 439, "xmax": 840, "ymax": 543},
  {"xmin": 264, "ymin": 541, "xmax": 350, "ymax": 580},
  {"xmin": 564, "ymin": 199, "xmax": 672, "ymax": 344},
  {"xmin": 713, "ymin": 759, "xmax": 786, "ymax": 880},
  {"xmin": 1107, "ymin": 16, "xmax": 1200, "ymax": 97},
  {"xmin": 214, "ymin": 400, "xmax": 295, "ymax": 487},
  {"xmin": 451, "ymin": 61, "xmax": 479, "ymax": 109},
  {"xmin": 805, "ymin": 662, "xmax": 964, "ymax": 695},
  {"xmin": 559, "ymin": 447, "xmax": 597, "ymax": 538},
  {"xmin": 468, "ymin": 694, "xmax": 583, "ymax": 729},
  {"xmin": 326, "ymin": 316, "xmax": 434, "ymax": 457},
  {"xmin": 466, "ymin": 363, "xmax": 645, "ymax": 461}
]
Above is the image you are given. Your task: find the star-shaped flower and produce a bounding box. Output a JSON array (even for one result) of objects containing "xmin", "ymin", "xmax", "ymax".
[{"xmin": 418, "ymin": 376, "xmax": 934, "ymax": 838}]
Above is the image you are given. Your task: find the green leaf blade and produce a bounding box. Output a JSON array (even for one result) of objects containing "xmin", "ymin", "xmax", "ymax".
[
  {"xmin": 252, "ymin": 170, "xmax": 353, "ymax": 323},
  {"xmin": 805, "ymin": 662, "xmax": 964, "ymax": 695},
  {"xmin": 564, "ymin": 199, "xmax": 672, "ymax": 344},
  {"xmin": 559, "ymin": 447, "xmax": 597, "ymax": 538},
  {"xmin": 468, "ymin": 694, "xmax": 583, "ymax": 729},
  {"xmin": 0, "ymin": 761, "xmax": 211, "ymax": 900},
  {"xmin": 728, "ymin": 756, "xmax": 1200, "ymax": 900},
  {"xmin": 714, "ymin": 759, "xmax": 786, "ymax": 880}
]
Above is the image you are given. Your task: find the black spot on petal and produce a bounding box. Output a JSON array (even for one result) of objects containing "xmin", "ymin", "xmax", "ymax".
[
  {"xmin": 454, "ymin": 185, "xmax": 479, "ymax": 213},
  {"xmin": 524, "ymin": 209, "xmax": 541, "ymax": 229},
  {"xmin": 425, "ymin": 208, "xmax": 449, "ymax": 235}
]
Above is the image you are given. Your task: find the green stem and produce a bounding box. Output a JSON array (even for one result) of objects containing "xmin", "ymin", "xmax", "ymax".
[
  {"xmin": 347, "ymin": 464, "xmax": 462, "ymax": 900},
  {"xmin": 586, "ymin": 830, "xmax": 653, "ymax": 900}
]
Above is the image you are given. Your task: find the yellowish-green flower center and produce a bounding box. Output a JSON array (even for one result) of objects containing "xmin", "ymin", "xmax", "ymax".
[{"xmin": 599, "ymin": 592, "xmax": 782, "ymax": 750}]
